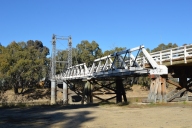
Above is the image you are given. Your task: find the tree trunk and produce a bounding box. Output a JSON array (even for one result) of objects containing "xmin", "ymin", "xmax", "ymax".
[
  {"xmin": 20, "ymin": 77, "xmax": 24, "ymax": 94},
  {"xmin": 14, "ymin": 85, "xmax": 19, "ymax": 94},
  {"xmin": 13, "ymin": 80, "xmax": 19, "ymax": 94}
]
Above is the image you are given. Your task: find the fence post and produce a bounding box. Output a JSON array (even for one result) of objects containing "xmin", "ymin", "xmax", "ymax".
[
  {"xmin": 160, "ymin": 51, "xmax": 162, "ymax": 64},
  {"xmin": 170, "ymin": 49, "xmax": 172, "ymax": 65},
  {"xmin": 184, "ymin": 45, "xmax": 187, "ymax": 63}
]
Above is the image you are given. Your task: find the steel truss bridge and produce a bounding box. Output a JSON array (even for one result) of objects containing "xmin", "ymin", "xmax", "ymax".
[{"xmin": 50, "ymin": 40, "xmax": 192, "ymax": 104}]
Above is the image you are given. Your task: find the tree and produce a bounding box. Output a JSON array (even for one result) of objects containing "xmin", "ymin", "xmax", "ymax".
[
  {"xmin": 54, "ymin": 47, "xmax": 79, "ymax": 74},
  {"xmin": 103, "ymin": 47, "xmax": 126, "ymax": 56},
  {"xmin": 76, "ymin": 40, "xmax": 102, "ymax": 66},
  {"xmin": 136, "ymin": 42, "xmax": 178, "ymax": 89},
  {"xmin": 151, "ymin": 43, "xmax": 178, "ymax": 52},
  {"xmin": 0, "ymin": 40, "xmax": 49, "ymax": 94}
]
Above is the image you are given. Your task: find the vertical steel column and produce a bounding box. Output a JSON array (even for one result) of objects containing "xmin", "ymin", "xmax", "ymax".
[
  {"xmin": 63, "ymin": 81, "xmax": 68, "ymax": 104},
  {"xmin": 51, "ymin": 34, "xmax": 56, "ymax": 79},
  {"xmin": 68, "ymin": 36, "xmax": 72, "ymax": 68},
  {"xmin": 51, "ymin": 34, "xmax": 56, "ymax": 104}
]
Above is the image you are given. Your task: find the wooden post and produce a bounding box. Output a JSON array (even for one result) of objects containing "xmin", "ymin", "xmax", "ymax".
[
  {"xmin": 179, "ymin": 75, "xmax": 187, "ymax": 88},
  {"xmin": 81, "ymin": 82, "xmax": 87, "ymax": 105},
  {"xmin": 148, "ymin": 78, "xmax": 156, "ymax": 101},
  {"xmin": 161, "ymin": 77, "xmax": 167, "ymax": 102},
  {"xmin": 153, "ymin": 77, "xmax": 160, "ymax": 103},
  {"xmin": 116, "ymin": 78, "xmax": 127, "ymax": 103},
  {"xmin": 87, "ymin": 82, "xmax": 91, "ymax": 104},
  {"xmin": 147, "ymin": 75, "xmax": 167, "ymax": 103},
  {"xmin": 116, "ymin": 79, "xmax": 122, "ymax": 103},
  {"xmin": 121, "ymin": 83, "xmax": 128, "ymax": 103},
  {"xmin": 90, "ymin": 84, "xmax": 93, "ymax": 103},
  {"xmin": 82, "ymin": 80, "xmax": 93, "ymax": 104},
  {"xmin": 157, "ymin": 77, "xmax": 162, "ymax": 102},
  {"xmin": 179, "ymin": 71, "xmax": 188, "ymax": 101}
]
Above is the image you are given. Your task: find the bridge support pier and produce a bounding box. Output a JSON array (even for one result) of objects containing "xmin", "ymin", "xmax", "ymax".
[
  {"xmin": 147, "ymin": 75, "xmax": 167, "ymax": 103},
  {"xmin": 166, "ymin": 67, "xmax": 192, "ymax": 102},
  {"xmin": 51, "ymin": 79, "xmax": 56, "ymax": 104},
  {"xmin": 63, "ymin": 81, "xmax": 68, "ymax": 104},
  {"xmin": 81, "ymin": 80, "xmax": 93, "ymax": 104},
  {"xmin": 116, "ymin": 78, "xmax": 127, "ymax": 104},
  {"xmin": 179, "ymin": 72, "xmax": 188, "ymax": 101}
]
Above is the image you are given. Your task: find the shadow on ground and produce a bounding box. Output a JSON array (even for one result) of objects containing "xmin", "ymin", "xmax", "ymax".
[
  {"xmin": 0, "ymin": 104, "xmax": 98, "ymax": 128},
  {"xmin": 23, "ymin": 88, "xmax": 51, "ymax": 100}
]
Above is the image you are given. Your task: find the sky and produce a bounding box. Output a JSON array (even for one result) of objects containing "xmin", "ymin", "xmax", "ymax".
[{"xmin": 0, "ymin": 0, "xmax": 192, "ymax": 53}]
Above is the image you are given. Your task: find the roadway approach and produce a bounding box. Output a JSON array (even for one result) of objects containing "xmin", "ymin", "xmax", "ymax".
[{"xmin": 50, "ymin": 44, "xmax": 192, "ymax": 104}]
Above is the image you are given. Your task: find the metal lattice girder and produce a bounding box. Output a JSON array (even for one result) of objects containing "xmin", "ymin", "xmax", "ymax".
[
  {"xmin": 55, "ymin": 45, "xmax": 168, "ymax": 81},
  {"xmin": 51, "ymin": 34, "xmax": 56, "ymax": 80},
  {"xmin": 54, "ymin": 35, "xmax": 72, "ymax": 69},
  {"xmin": 68, "ymin": 36, "xmax": 72, "ymax": 68}
]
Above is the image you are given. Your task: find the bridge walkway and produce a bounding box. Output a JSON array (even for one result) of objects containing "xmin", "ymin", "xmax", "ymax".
[{"xmin": 52, "ymin": 44, "xmax": 192, "ymax": 104}]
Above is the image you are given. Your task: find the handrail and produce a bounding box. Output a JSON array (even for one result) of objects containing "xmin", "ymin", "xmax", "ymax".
[
  {"xmin": 55, "ymin": 45, "xmax": 168, "ymax": 80},
  {"xmin": 137, "ymin": 44, "xmax": 192, "ymax": 65}
]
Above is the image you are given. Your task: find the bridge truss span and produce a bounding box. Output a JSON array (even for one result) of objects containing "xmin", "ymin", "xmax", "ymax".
[
  {"xmin": 51, "ymin": 43, "xmax": 192, "ymax": 105},
  {"xmin": 55, "ymin": 45, "xmax": 168, "ymax": 81}
]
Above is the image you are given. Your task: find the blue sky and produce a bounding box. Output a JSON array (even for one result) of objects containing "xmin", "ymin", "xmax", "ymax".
[{"xmin": 0, "ymin": 0, "xmax": 192, "ymax": 53}]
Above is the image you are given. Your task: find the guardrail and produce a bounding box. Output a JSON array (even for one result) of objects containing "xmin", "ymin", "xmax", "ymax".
[
  {"xmin": 136, "ymin": 44, "xmax": 192, "ymax": 65},
  {"xmin": 55, "ymin": 45, "xmax": 168, "ymax": 80}
]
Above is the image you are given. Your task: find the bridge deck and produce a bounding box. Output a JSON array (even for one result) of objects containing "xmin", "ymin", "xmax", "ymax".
[
  {"xmin": 55, "ymin": 45, "xmax": 168, "ymax": 81},
  {"xmin": 51, "ymin": 44, "xmax": 192, "ymax": 104}
]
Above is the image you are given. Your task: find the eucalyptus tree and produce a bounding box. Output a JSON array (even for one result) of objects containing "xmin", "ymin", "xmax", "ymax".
[
  {"xmin": 76, "ymin": 40, "xmax": 102, "ymax": 66},
  {"xmin": 0, "ymin": 41, "xmax": 49, "ymax": 94},
  {"xmin": 103, "ymin": 47, "xmax": 126, "ymax": 56},
  {"xmin": 151, "ymin": 43, "xmax": 178, "ymax": 52}
]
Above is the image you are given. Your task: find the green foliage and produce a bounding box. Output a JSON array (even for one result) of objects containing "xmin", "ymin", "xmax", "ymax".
[
  {"xmin": 55, "ymin": 50, "xmax": 68, "ymax": 74},
  {"xmin": 137, "ymin": 77, "xmax": 150, "ymax": 89},
  {"xmin": 103, "ymin": 47, "xmax": 126, "ymax": 56},
  {"xmin": 76, "ymin": 40, "xmax": 103, "ymax": 66},
  {"xmin": 0, "ymin": 38, "xmax": 180, "ymax": 94},
  {"xmin": 137, "ymin": 43, "xmax": 178, "ymax": 87},
  {"xmin": 151, "ymin": 42, "xmax": 178, "ymax": 52},
  {"xmin": 55, "ymin": 48, "xmax": 83, "ymax": 74},
  {"xmin": 0, "ymin": 40, "xmax": 50, "ymax": 94}
]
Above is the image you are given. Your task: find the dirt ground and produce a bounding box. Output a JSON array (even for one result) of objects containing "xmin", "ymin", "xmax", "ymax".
[
  {"xmin": 1, "ymin": 85, "xmax": 192, "ymax": 128},
  {"xmin": 1, "ymin": 103, "xmax": 192, "ymax": 128},
  {"xmin": 0, "ymin": 85, "xmax": 149, "ymax": 105}
]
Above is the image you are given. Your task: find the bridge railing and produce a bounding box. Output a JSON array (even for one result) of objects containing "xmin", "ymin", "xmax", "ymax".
[
  {"xmin": 136, "ymin": 44, "xmax": 192, "ymax": 66},
  {"xmin": 55, "ymin": 45, "xmax": 168, "ymax": 80}
]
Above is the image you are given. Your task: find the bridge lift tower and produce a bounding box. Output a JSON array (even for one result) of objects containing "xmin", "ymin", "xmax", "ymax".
[{"xmin": 51, "ymin": 34, "xmax": 72, "ymax": 104}]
